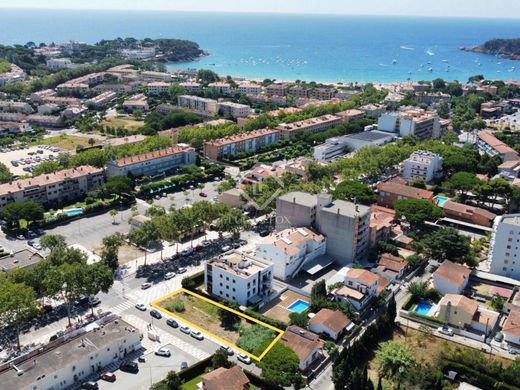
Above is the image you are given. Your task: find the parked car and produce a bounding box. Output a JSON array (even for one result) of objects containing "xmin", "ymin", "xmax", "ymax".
[
  {"xmin": 221, "ymin": 245, "xmax": 232, "ymax": 252},
  {"xmin": 166, "ymin": 318, "xmax": 178, "ymax": 328},
  {"xmin": 81, "ymin": 381, "xmax": 99, "ymax": 390},
  {"xmin": 199, "ymin": 192, "xmax": 207, "ymax": 197},
  {"xmin": 237, "ymin": 353, "xmax": 251, "ymax": 364},
  {"xmin": 190, "ymin": 330, "xmax": 204, "ymax": 340},
  {"xmin": 88, "ymin": 297, "xmax": 101, "ymax": 306},
  {"xmin": 28, "ymin": 240, "xmax": 42, "ymax": 250},
  {"xmin": 135, "ymin": 303, "xmax": 147, "ymax": 311},
  {"xmin": 120, "ymin": 362, "xmax": 139, "ymax": 373},
  {"xmin": 164, "ymin": 272, "xmax": 176, "ymax": 280},
  {"xmin": 180, "ymin": 361, "xmax": 188, "ymax": 370},
  {"xmin": 437, "ymin": 326, "xmax": 454, "ymax": 336},
  {"xmin": 180, "ymin": 325, "xmax": 191, "ymax": 334},
  {"xmin": 100, "ymin": 372, "xmax": 116, "ymax": 382},
  {"xmin": 74, "ymin": 295, "xmax": 89, "ymax": 306},
  {"xmin": 141, "ymin": 282, "xmax": 152, "ymax": 290},
  {"xmin": 220, "ymin": 345, "xmax": 234, "ymax": 356},
  {"xmin": 200, "ymin": 240, "xmax": 211, "ymax": 248},
  {"xmin": 150, "ymin": 309, "xmax": 162, "ymax": 319},
  {"xmin": 180, "ymin": 248, "xmax": 194, "ymax": 256},
  {"xmin": 155, "ymin": 347, "xmax": 171, "ymax": 357},
  {"xmin": 259, "ymin": 229, "xmax": 270, "ymax": 237},
  {"xmin": 177, "ymin": 267, "xmax": 187, "ymax": 274}
]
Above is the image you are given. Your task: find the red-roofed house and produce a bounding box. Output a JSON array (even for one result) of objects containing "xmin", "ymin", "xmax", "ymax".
[
  {"xmin": 309, "ymin": 308, "xmax": 352, "ymax": 340},
  {"xmin": 373, "ymin": 253, "xmax": 408, "ymax": 281},
  {"xmin": 201, "ymin": 366, "xmax": 250, "ymax": 390},
  {"xmin": 477, "ymin": 130, "xmax": 519, "ymax": 162},
  {"xmin": 503, "ymin": 309, "xmax": 520, "ymax": 346},
  {"xmin": 376, "ymin": 180, "xmax": 434, "ymax": 208},
  {"xmin": 432, "ymin": 260, "xmax": 471, "ymax": 295},
  {"xmin": 334, "ymin": 268, "xmax": 380, "ymax": 310},
  {"xmin": 280, "ymin": 326, "xmax": 324, "ymax": 371}
]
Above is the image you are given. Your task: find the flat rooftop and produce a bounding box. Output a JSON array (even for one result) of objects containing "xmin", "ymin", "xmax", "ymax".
[
  {"xmin": 277, "ymin": 191, "xmax": 317, "ymax": 208},
  {"xmin": 345, "ymin": 130, "xmax": 394, "ymax": 142},
  {"xmin": 320, "ymin": 199, "xmax": 371, "ymax": 218},
  {"xmin": 208, "ymin": 251, "xmax": 271, "ymax": 279}
]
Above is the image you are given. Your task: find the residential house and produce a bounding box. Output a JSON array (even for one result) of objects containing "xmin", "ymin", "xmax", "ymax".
[
  {"xmin": 437, "ymin": 294, "xmax": 498, "ymax": 334},
  {"xmin": 279, "ymin": 326, "xmax": 324, "ymax": 371},
  {"xmin": 440, "ymin": 201, "xmax": 496, "ymax": 227},
  {"xmin": 308, "ymin": 308, "xmax": 352, "ymax": 340},
  {"xmin": 201, "ymin": 366, "xmax": 250, "ymax": 390},
  {"xmin": 502, "ymin": 309, "xmax": 520, "ymax": 346},
  {"xmin": 376, "ymin": 180, "xmax": 435, "ymax": 208},
  {"xmin": 373, "ymin": 253, "xmax": 407, "ymax": 282},
  {"xmin": 334, "ymin": 268, "xmax": 380, "ymax": 310},
  {"xmin": 368, "ymin": 205, "xmax": 396, "ymax": 248},
  {"xmin": 477, "ymin": 131, "xmax": 519, "ymax": 162},
  {"xmin": 432, "ymin": 260, "xmax": 471, "ymax": 295}
]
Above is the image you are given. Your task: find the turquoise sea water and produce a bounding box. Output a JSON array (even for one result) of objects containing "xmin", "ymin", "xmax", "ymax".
[{"xmin": 0, "ymin": 9, "xmax": 519, "ymax": 82}]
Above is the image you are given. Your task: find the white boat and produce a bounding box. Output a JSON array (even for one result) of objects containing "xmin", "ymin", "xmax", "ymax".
[
  {"xmin": 442, "ymin": 59, "xmax": 449, "ymax": 63},
  {"xmin": 392, "ymin": 59, "xmax": 397, "ymax": 64},
  {"xmin": 426, "ymin": 49, "xmax": 435, "ymax": 56},
  {"xmin": 400, "ymin": 45, "xmax": 414, "ymax": 50},
  {"xmin": 428, "ymin": 67, "xmax": 433, "ymax": 72}
]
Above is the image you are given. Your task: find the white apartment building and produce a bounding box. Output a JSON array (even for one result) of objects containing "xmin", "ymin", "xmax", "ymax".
[
  {"xmin": 179, "ymin": 82, "xmax": 202, "ymax": 93},
  {"xmin": 147, "ymin": 81, "xmax": 171, "ymax": 95},
  {"xmin": 402, "ymin": 150, "xmax": 443, "ymax": 183},
  {"xmin": 238, "ymin": 83, "xmax": 263, "ymax": 95},
  {"xmin": 276, "ymin": 192, "xmax": 371, "ymax": 265},
  {"xmin": 0, "ymin": 166, "xmax": 104, "ymax": 209},
  {"xmin": 0, "ymin": 316, "xmax": 141, "ymax": 390},
  {"xmin": 208, "ymin": 82, "xmax": 233, "ymax": 95},
  {"xmin": 313, "ymin": 131, "xmax": 394, "ymax": 161},
  {"xmin": 0, "ymin": 100, "xmax": 33, "ymax": 114},
  {"xmin": 177, "ymin": 95, "xmax": 218, "ymax": 116},
  {"xmin": 119, "ymin": 47, "xmax": 156, "ymax": 60},
  {"xmin": 489, "ymin": 214, "xmax": 520, "ymax": 280},
  {"xmin": 217, "ymin": 101, "xmax": 251, "ymax": 118},
  {"xmin": 122, "ymin": 93, "xmax": 149, "ymax": 112},
  {"xmin": 85, "ymin": 91, "xmax": 117, "ymax": 108},
  {"xmin": 106, "ymin": 145, "xmax": 197, "ymax": 178},
  {"xmin": 256, "ymin": 227, "xmax": 326, "ymax": 280},
  {"xmin": 46, "ymin": 58, "xmax": 73, "ymax": 70},
  {"xmin": 334, "ymin": 268, "xmax": 380, "ymax": 310},
  {"xmin": 204, "ymin": 251, "xmax": 274, "ymax": 306},
  {"xmin": 377, "ymin": 108, "xmax": 441, "ymax": 140}
]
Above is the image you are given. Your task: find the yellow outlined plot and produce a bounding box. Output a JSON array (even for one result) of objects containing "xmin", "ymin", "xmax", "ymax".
[{"xmin": 151, "ymin": 288, "xmax": 284, "ymax": 361}]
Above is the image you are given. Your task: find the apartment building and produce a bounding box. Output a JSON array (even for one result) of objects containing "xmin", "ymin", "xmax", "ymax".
[
  {"xmin": 92, "ymin": 83, "xmax": 135, "ymax": 95},
  {"xmin": 266, "ymin": 83, "xmax": 288, "ymax": 96},
  {"xmin": 203, "ymin": 128, "xmax": 280, "ymax": 160},
  {"xmin": 276, "ymin": 114, "xmax": 342, "ymax": 139},
  {"xmin": 0, "ymin": 316, "xmax": 140, "ymax": 390},
  {"xmin": 440, "ymin": 200, "xmax": 496, "ymax": 227},
  {"xmin": 276, "ymin": 192, "xmax": 371, "ymax": 264},
  {"xmin": 360, "ymin": 103, "xmax": 387, "ymax": 118},
  {"xmin": 140, "ymin": 70, "xmax": 172, "ymax": 82},
  {"xmin": 120, "ymin": 47, "xmax": 156, "ymax": 60},
  {"xmin": 85, "ymin": 91, "xmax": 117, "ymax": 108},
  {"xmin": 217, "ymin": 101, "xmax": 251, "ymax": 118},
  {"xmin": 477, "ymin": 130, "xmax": 519, "ymax": 162},
  {"xmin": 147, "ymin": 81, "xmax": 171, "ymax": 95},
  {"xmin": 56, "ymin": 72, "xmax": 106, "ymax": 95},
  {"xmin": 106, "ymin": 145, "xmax": 196, "ymax": 178},
  {"xmin": 179, "ymin": 82, "xmax": 202, "ymax": 93},
  {"xmin": 311, "ymin": 88, "xmax": 336, "ymax": 100},
  {"xmin": 30, "ymin": 89, "xmax": 57, "ymax": 103},
  {"xmin": 377, "ymin": 108, "xmax": 441, "ymax": 139},
  {"xmin": 0, "ymin": 122, "xmax": 32, "ymax": 137},
  {"xmin": 238, "ymin": 83, "xmax": 262, "ymax": 95},
  {"xmin": 122, "ymin": 93, "xmax": 149, "ymax": 112},
  {"xmin": 208, "ymin": 82, "xmax": 232, "ymax": 95},
  {"xmin": 204, "ymin": 251, "xmax": 274, "ymax": 306},
  {"xmin": 26, "ymin": 114, "xmax": 65, "ymax": 128},
  {"xmin": 313, "ymin": 131, "xmax": 394, "ymax": 161},
  {"xmin": 376, "ymin": 180, "xmax": 435, "ymax": 208},
  {"xmin": 255, "ymin": 227, "xmax": 326, "ymax": 280},
  {"xmin": 289, "ymin": 86, "xmax": 310, "ymax": 98},
  {"xmin": 335, "ymin": 109, "xmax": 366, "ymax": 123},
  {"xmin": 489, "ymin": 214, "xmax": 520, "ymax": 280},
  {"xmin": 37, "ymin": 103, "xmax": 61, "ymax": 115},
  {"xmin": 368, "ymin": 205, "xmax": 396, "ymax": 248},
  {"xmin": 46, "ymin": 58, "xmax": 73, "ymax": 70},
  {"xmin": 177, "ymin": 95, "xmax": 218, "ymax": 116},
  {"xmin": 402, "ymin": 150, "xmax": 443, "ymax": 183},
  {"xmin": 0, "ymin": 100, "xmax": 33, "ymax": 114},
  {"xmin": 0, "ymin": 112, "xmax": 24, "ymax": 122},
  {"xmin": 0, "ymin": 166, "xmax": 104, "ymax": 209}
]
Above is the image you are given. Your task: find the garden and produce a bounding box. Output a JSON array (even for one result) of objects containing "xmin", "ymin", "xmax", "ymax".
[{"xmin": 154, "ymin": 289, "xmax": 282, "ymax": 360}]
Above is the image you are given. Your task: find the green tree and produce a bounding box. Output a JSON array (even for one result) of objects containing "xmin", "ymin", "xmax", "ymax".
[
  {"xmin": 490, "ymin": 294, "xmax": 505, "ymax": 311},
  {"xmin": 84, "ymin": 262, "xmax": 114, "ymax": 315},
  {"xmin": 394, "ymin": 199, "xmax": 444, "ymax": 228},
  {"xmin": 0, "ymin": 201, "xmax": 44, "ymax": 229},
  {"xmin": 31, "ymin": 160, "xmax": 63, "ymax": 176},
  {"xmin": 258, "ymin": 341, "xmax": 304, "ymax": 388},
  {"xmin": 103, "ymin": 175, "xmax": 134, "ymax": 197},
  {"xmin": 289, "ymin": 311, "xmax": 309, "ymax": 328},
  {"xmin": 211, "ymin": 349, "xmax": 233, "ymax": 369},
  {"xmin": 215, "ymin": 208, "xmax": 251, "ymax": 240},
  {"xmin": 333, "ymin": 180, "xmax": 377, "ymax": 205},
  {"xmin": 0, "ymin": 162, "xmax": 12, "ymax": 184},
  {"xmin": 128, "ymin": 220, "xmax": 159, "ymax": 264},
  {"xmin": 424, "ymin": 227, "xmax": 471, "ymax": 263},
  {"xmin": 39, "ymin": 233, "xmax": 66, "ymax": 251},
  {"xmin": 375, "ymin": 341, "xmax": 414, "ymax": 389},
  {"xmin": 101, "ymin": 233, "xmax": 123, "ymax": 271},
  {"xmin": 197, "ymin": 69, "xmax": 219, "ymax": 85},
  {"xmin": 407, "ymin": 281, "xmax": 428, "ymax": 300},
  {"xmin": 0, "ymin": 278, "xmax": 38, "ymax": 349},
  {"xmin": 445, "ymin": 171, "xmax": 479, "ymax": 197}
]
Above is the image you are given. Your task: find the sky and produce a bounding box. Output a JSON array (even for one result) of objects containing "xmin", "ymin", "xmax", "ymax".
[{"xmin": 0, "ymin": 0, "xmax": 519, "ymax": 19}]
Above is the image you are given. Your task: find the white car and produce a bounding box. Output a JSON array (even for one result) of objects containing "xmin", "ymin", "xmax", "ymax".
[
  {"xmin": 180, "ymin": 325, "xmax": 191, "ymax": 334},
  {"xmin": 190, "ymin": 330, "xmax": 204, "ymax": 340},
  {"xmin": 237, "ymin": 353, "xmax": 251, "ymax": 364},
  {"xmin": 164, "ymin": 272, "xmax": 176, "ymax": 280},
  {"xmin": 141, "ymin": 282, "xmax": 152, "ymax": 290},
  {"xmin": 0, "ymin": 245, "xmax": 4, "ymax": 253},
  {"xmin": 180, "ymin": 248, "xmax": 194, "ymax": 256},
  {"xmin": 221, "ymin": 245, "xmax": 232, "ymax": 253},
  {"xmin": 155, "ymin": 347, "xmax": 171, "ymax": 357},
  {"xmin": 437, "ymin": 326, "xmax": 454, "ymax": 336},
  {"xmin": 135, "ymin": 303, "xmax": 147, "ymax": 311}
]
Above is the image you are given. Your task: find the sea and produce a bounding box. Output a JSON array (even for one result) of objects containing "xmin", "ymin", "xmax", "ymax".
[{"xmin": 1, "ymin": 8, "xmax": 519, "ymax": 83}]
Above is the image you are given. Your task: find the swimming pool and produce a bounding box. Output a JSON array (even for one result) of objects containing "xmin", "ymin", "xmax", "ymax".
[
  {"xmin": 287, "ymin": 299, "xmax": 310, "ymax": 314},
  {"xmin": 414, "ymin": 301, "xmax": 433, "ymax": 316},
  {"xmin": 434, "ymin": 195, "xmax": 449, "ymax": 207},
  {"xmin": 65, "ymin": 208, "xmax": 84, "ymax": 217}
]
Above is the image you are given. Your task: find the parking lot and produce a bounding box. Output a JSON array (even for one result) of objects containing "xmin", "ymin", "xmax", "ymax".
[{"xmin": 0, "ymin": 145, "xmax": 64, "ymax": 177}]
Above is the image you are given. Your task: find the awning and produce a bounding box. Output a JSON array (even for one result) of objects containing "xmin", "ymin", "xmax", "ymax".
[{"xmin": 302, "ymin": 255, "xmax": 334, "ymax": 275}]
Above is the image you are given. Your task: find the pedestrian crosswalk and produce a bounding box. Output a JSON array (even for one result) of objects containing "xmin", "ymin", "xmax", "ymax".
[{"xmin": 122, "ymin": 314, "xmax": 210, "ymax": 360}]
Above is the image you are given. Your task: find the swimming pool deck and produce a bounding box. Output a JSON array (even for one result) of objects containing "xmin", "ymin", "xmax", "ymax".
[{"xmin": 261, "ymin": 290, "xmax": 310, "ymax": 324}]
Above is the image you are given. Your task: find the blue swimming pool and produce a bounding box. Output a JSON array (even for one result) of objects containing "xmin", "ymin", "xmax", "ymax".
[
  {"xmin": 65, "ymin": 208, "xmax": 84, "ymax": 216},
  {"xmin": 434, "ymin": 195, "xmax": 449, "ymax": 207},
  {"xmin": 287, "ymin": 299, "xmax": 310, "ymax": 314},
  {"xmin": 414, "ymin": 301, "xmax": 433, "ymax": 316}
]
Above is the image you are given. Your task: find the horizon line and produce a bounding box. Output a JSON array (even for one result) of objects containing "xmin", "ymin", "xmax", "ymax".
[{"xmin": 0, "ymin": 6, "xmax": 519, "ymax": 20}]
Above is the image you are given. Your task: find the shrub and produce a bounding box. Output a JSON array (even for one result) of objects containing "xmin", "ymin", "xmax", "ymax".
[
  {"xmin": 236, "ymin": 324, "xmax": 276, "ymax": 354},
  {"xmin": 165, "ymin": 300, "xmax": 185, "ymax": 313}
]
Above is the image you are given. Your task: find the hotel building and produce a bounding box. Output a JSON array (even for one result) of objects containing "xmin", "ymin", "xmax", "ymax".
[{"xmin": 203, "ymin": 128, "xmax": 280, "ymax": 160}]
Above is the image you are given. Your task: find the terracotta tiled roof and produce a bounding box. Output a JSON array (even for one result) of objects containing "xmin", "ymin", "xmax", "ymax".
[
  {"xmin": 479, "ymin": 130, "xmax": 518, "ymax": 155},
  {"xmin": 377, "ymin": 181, "xmax": 434, "ymax": 200},
  {"xmin": 204, "ymin": 128, "xmax": 278, "ymax": 147},
  {"xmin": 202, "ymin": 366, "xmax": 249, "ymax": 390},
  {"xmin": 263, "ymin": 227, "xmax": 324, "ymax": 257},
  {"xmin": 345, "ymin": 268, "xmax": 379, "ymax": 286},
  {"xmin": 503, "ymin": 309, "xmax": 520, "ymax": 337},
  {"xmin": 442, "ymin": 200, "xmax": 496, "ymax": 221},
  {"xmin": 280, "ymin": 326, "xmax": 323, "ymax": 364},
  {"xmin": 378, "ymin": 253, "xmax": 407, "ymax": 272},
  {"xmin": 434, "ymin": 260, "xmax": 470, "ymax": 287},
  {"xmin": 309, "ymin": 308, "xmax": 351, "ymax": 334},
  {"xmin": 112, "ymin": 146, "xmax": 194, "ymax": 167},
  {"xmin": 376, "ymin": 274, "xmax": 390, "ymax": 293},
  {"xmin": 335, "ymin": 286, "xmax": 365, "ymax": 300},
  {"xmin": 440, "ymin": 294, "xmax": 478, "ymax": 316}
]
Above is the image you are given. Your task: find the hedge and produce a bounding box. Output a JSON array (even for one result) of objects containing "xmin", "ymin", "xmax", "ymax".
[{"xmin": 442, "ymin": 360, "xmax": 520, "ymax": 390}]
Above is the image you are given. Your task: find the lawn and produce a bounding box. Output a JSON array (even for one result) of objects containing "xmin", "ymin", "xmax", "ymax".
[
  {"xmin": 153, "ymin": 289, "xmax": 283, "ymax": 360},
  {"xmin": 41, "ymin": 134, "xmax": 102, "ymax": 150},
  {"xmin": 101, "ymin": 116, "xmax": 145, "ymax": 131}
]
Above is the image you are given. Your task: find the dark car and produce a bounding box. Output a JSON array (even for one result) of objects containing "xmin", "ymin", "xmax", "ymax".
[
  {"xmin": 120, "ymin": 362, "xmax": 139, "ymax": 373},
  {"xmin": 199, "ymin": 192, "xmax": 207, "ymax": 197},
  {"xmin": 150, "ymin": 309, "xmax": 162, "ymax": 319},
  {"xmin": 166, "ymin": 318, "xmax": 178, "ymax": 328},
  {"xmin": 81, "ymin": 381, "xmax": 99, "ymax": 390},
  {"xmin": 74, "ymin": 295, "xmax": 89, "ymax": 306},
  {"xmin": 259, "ymin": 229, "xmax": 270, "ymax": 237}
]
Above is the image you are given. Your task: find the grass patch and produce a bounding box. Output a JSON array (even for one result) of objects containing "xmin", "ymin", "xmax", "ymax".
[
  {"xmin": 0, "ymin": 60, "xmax": 11, "ymax": 74},
  {"xmin": 101, "ymin": 117, "xmax": 144, "ymax": 131},
  {"xmin": 41, "ymin": 134, "xmax": 102, "ymax": 150},
  {"xmin": 153, "ymin": 289, "xmax": 283, "ymax": 361}
]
